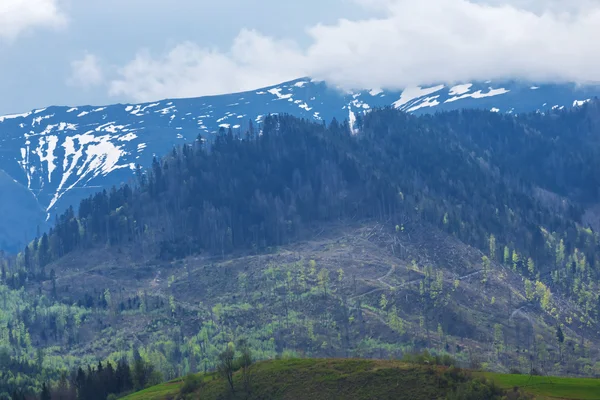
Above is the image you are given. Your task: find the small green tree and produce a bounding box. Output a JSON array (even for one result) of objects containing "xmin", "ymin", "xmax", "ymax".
[
  {"xmin": 524, "ymin": 280, "xmax": 535, "ymax": 301},
  {"xmin": 482, "ymin": 256, "xmax": 490, "ymax": 285},
  {"xmin": 527, "ymin": 258, "xmax": 535, "ymax": 275},
  {"xmin": 512, "ymin": 250, "xmax": 520, "ymax": 271},
  {"xmin": 379, "ymin": 293, "xmax": 388, "ymax": 310},
  {"xmin": 317, "ymin": 268, "xmax": 330, "ymax": 296}
]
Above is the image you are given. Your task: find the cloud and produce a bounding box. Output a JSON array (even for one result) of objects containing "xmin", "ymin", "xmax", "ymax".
[
  {"xmin": 0, "ymin": 0, "xmax": 66, "ymax": 41},
  {"xmin": 67, "ymin": 53, "xmax": 104, "ymax": 89},
  {"xmin": 108, "ymin": 0, "xmax": 600, "ymax": 102},
  {"xmin": 108, "ymin": 30, "xmax": 307, "ymax": 101}
]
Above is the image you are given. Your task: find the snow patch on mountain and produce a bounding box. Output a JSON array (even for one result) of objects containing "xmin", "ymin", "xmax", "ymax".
[
  {"xmin": 573, "ymin": 99, "xmax": 591, "ymax": 107},
  {"xmin": 393, "ymin": 85, "xmax": 445, "ymax": 109},
  {"xmin": 445, "ymin": 87, "xmax": 510, "ymax": 103},
  {"xmin": 449, "ymin": 84, "xmax": 473, "ymax": 96},
  {"xmin": 407, "ymin": 96, "xmax": 441, "ymax": 112},
  {"xmin": 0, "ymin": 111, "xmax": 32, "ymax": 122}
]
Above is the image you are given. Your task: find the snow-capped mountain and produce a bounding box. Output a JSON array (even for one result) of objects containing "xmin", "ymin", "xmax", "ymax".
[{"xmin": 0, "ymin": 77, "xmax": 599, "ymax": 252}]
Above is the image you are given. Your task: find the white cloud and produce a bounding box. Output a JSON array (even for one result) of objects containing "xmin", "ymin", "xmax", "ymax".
[
  {"xmin": 109, "ymin": 30, "xmax": 307, "ymax": 101},
  {"xmin": 108, "ymin": 0, "xmax": 600, "ymax": 102},
  {"xmin": 0, "ymin": 0, "xmax": 66, "ymax": 41},
  {"xmin": 67, "ymin": 53, "xmax": 104, "ymax": 89}
]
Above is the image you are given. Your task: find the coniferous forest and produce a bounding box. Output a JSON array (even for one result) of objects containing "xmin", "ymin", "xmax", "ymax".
[{"xmin": 2, "ymin": 101, "xmax": 600, "ymax": 398}]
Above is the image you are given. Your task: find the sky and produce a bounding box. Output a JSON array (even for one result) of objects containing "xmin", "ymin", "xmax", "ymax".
[{"xmin": 0, "ymin": 0, "xmax": 599, "ymax": 114}]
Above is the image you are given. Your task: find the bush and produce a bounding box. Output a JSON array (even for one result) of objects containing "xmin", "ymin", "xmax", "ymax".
[
  {"xmin": 401, "ymin": 350, "xmax": 457, "ymax": 367},
  {"xmin": 509, "ymin": 368, "xmax": 522, "ymax": 375},
  {"xmin": 446, "ymin": 378, "xmax": 533, "ymax": 400},
  {"xmin": 504, "ymin": 387, "xmax": 534, "ymax": 400},
  {"xmin": 180, "ymin": 374, "xmax": 202, "ymax": 396},
  {"xmin": 440, "ymin": 366, "xmax": 471, "ymax": 387},
  {"xmin": 446, "ymin": 378, "xmax": 504, "ymax": 400}
]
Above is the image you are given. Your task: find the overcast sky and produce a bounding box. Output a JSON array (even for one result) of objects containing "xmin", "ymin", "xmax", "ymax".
[{"xmin": 0, "ymin": 0, "xmax": 599, "ymax": 114}]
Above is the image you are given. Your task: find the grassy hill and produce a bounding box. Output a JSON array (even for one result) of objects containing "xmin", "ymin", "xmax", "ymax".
[
  {"xmin": 482, "ymin": 372, "xmax": 600, "ymax": 400},
  {"xmin": 121, "ymin": 358, "xmax": 600, "ymax": 400}
]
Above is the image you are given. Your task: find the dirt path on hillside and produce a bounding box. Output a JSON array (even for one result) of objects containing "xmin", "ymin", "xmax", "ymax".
[{"xmin": 350, "ymin": 266, "xmax": 484, "ymax": 301}]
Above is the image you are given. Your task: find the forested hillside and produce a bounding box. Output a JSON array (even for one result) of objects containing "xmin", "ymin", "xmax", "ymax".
[{"xmin": 3, "ymin": 102, "xmax": 600, "ymax": 398}]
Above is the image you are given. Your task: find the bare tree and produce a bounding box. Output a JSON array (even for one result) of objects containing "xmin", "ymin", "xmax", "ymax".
[{"xmin": 218, "ymin": 345, "xmax": 235, "ymax": 393}]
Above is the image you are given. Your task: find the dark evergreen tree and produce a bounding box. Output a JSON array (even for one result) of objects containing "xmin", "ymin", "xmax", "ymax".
[{"xmin": 40, "ymin": 383, "xmax": 51, "ymax": 400}]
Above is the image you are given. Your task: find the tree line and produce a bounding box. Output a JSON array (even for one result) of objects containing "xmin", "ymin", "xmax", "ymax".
[{"xmin": 5, "ymin": 349, "xmax": 157, "ymax": 400}]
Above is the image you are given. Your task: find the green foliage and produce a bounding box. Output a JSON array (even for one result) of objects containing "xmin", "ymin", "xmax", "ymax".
[
  {"xmin": 180, "ymin": 373, "xmax": 203, "ymax": 396},
  {"xmin": 484, "ymin": 372, "xmax": 600, "ymax": 399},
  {"xmin": 379, "ymin": 293, "xmax": 388, "ymax": 310},
  {"xmin": 401, "ymin": 350, "xmax": 456, "ymax": 367},
  {"xmin": 482, "ymin": 256, "xmax": 490, "ymax": 284},
  {"xmin": 446, "ymin": 377, "xmax": 509, "ymax": 400}
]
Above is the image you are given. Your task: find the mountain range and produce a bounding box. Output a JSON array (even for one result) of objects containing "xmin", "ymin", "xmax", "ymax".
[{"xmin": 0, "ymin": 77, "xmax": 599, "ymax": 252}]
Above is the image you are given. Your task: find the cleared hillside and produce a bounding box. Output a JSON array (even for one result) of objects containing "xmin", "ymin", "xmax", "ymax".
[{"xmin": 31, "ymin": 220, "xmax": 600, "ymax": 379}]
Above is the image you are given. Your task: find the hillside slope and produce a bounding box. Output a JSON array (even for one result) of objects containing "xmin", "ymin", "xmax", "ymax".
[
  {"xmin": 34, "ymin": 220, "xmax": 599, "ymax": 378},
  {"xmin": 3, "ymin": 106, "xmax": 600, "ymax": 396},
  {"xmin": 0, "ymin": 78, "xmax": 599, "ymax": 251}
]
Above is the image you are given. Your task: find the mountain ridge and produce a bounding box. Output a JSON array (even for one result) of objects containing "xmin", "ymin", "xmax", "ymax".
[{"xmin": 0, "ymin": 77, "xmax": 599, "ymax": 252}]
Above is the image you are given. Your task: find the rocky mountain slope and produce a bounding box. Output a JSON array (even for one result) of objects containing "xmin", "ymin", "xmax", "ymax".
[{"xmin": 0, "ymin": 78, "xmax": 599, "ymax": 251}]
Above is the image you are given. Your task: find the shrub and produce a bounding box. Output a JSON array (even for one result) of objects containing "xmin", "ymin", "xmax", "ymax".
[
  {"xmin": 180, "ymin": 374, "xmax": 202, "ymax": 396},
  {"xmin": 446, "ymin": 378, "xmax": 504, "ymax": 400},
  {"xmin": 401, "ymin": 350, "xmax": 457, "ymax": 367},
  {"xmin": 509, "ymin": 368, "xmax": 522, "ymax": 375}
]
